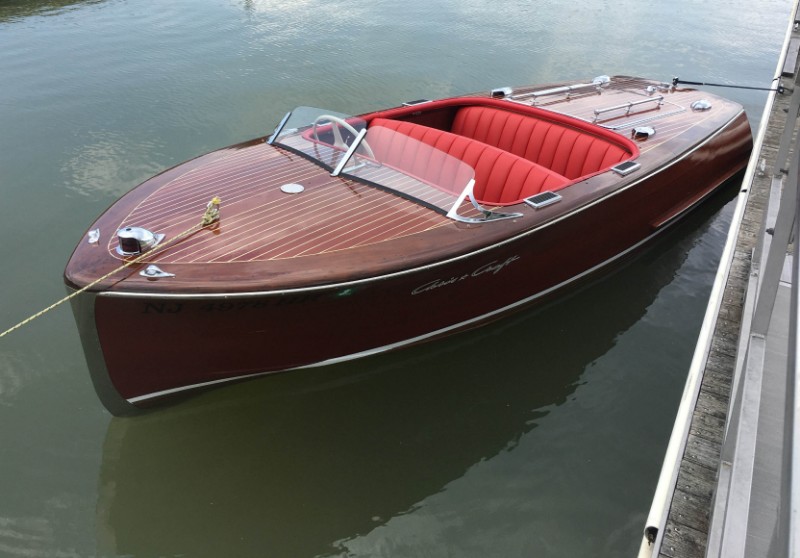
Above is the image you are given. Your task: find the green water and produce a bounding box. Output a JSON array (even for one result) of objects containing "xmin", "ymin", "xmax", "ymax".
[{"xmin": 0, "ymin": 0, "xmax": 792, "ymax": 556}]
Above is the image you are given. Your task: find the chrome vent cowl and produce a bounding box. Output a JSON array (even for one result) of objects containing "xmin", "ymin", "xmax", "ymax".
[{"xmin": 691, "ymin": 99, "xmax": 713, "ymax": 111}]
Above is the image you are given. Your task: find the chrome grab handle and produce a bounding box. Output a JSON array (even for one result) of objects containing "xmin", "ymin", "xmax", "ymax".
[{"xmin": 592, "ymin": 96, "xmax": 664, "ymax": 122}]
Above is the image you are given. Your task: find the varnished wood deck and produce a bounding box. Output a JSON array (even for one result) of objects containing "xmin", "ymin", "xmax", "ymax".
[
  {"xmin": 106, "ymin": 78, "xmax": 743, "ymax": 267},
  {"xmin": 112, "ymin": 141, "xmax": 449, "ymax": 263},
  {"xmin": 505, "ymin": 76, "xmax": 738, "ymax": 157}
]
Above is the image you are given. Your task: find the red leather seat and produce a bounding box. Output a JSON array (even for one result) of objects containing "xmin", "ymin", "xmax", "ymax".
[
  {"xmin": 451, "ymin": 106, "xmax": 632, "ymax": 179},
  {"xmin": 369, "ymin": 118, "xmax": 568, "ymax": 205}
]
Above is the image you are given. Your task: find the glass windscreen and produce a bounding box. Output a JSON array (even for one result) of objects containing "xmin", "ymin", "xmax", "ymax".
[{"xmin": 273, "ymin": 107, "xmax": 475, "ymax": 215}]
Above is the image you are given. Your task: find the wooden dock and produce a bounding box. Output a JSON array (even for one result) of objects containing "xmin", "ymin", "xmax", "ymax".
[
  {"xmin": 656, "ymin": 94, "xmax": 785, "ymax": 557},
  {"xmin": 641, "ymin": 2, "xmax": 800, "ymax": 557}
]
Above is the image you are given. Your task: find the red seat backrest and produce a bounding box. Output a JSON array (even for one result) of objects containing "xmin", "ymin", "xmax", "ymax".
[
  {"xmin": 369, "ymin": 118, "xmax": 568, "ymax": 205},
  {"xmin": 451, "ymin": 106, "xmax": 632, "ymax": 179}
]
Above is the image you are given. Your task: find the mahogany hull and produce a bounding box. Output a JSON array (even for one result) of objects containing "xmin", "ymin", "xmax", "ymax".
[{"xmin": 64, "ymin": 77, "xmax": 753, "ymax": 413}]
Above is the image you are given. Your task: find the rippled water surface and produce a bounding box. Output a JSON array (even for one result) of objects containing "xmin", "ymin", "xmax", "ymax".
[{"xmin": 0, "ymin": 0, "xmax": 793, "ymax": 556}]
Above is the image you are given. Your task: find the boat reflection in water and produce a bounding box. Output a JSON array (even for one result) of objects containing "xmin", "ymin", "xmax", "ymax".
[
  {"xmin": 0, "ymin": 0, "xmax": 106, "ymax": 21},
  {"xmin": 94, "ymin": 178, "xmax": 738, "ymax": 557}
]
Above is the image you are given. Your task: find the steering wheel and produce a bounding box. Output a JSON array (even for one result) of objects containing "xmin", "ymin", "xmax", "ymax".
[{"xmin": 311, "ymin": 114, "xmax": 375, "ymax": 159}]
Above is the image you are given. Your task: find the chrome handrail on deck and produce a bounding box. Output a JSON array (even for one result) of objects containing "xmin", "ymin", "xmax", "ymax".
[
  {"xmin": 592, "ymin": 96, "xmax": 664, "ymax": 123},
  {"xmin": 509, "ymin": 82, "xmax": 597, "ymax": 102},
  {"xmin": 509, "ymin": 76, "xmax": 610, "ymax": 103}
]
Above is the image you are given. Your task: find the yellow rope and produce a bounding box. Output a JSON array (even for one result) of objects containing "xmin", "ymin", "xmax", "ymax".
[{"xmin": 0, "ymin": 197, "xmax": 221, "ymax": 339}]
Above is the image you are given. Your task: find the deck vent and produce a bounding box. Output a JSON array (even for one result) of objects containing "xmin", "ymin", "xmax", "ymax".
[
  {"xmin": 401, "ymin": 99, "xmax": 431, "ymax": 107},
  {"xmin": 525, "ymin": 191, "xmax": 562, "ymax": 209},
  {"xmin": 116, "ymin": 227, "xmax": 164, "ymax": 256},
  {"xmin": 691, "ymin": 99, "xmax": 712, "ymax": 111},
  {"xmin": 612, "ymin": 161, "xmax": 641, "ymax": 176},
  {"xmin": 632, "ymin": 126, "xmax": 656, "ymax": 140},
  {"xmin": 491, "ymin": 87, "xmax": 513, "ymax": 98}
]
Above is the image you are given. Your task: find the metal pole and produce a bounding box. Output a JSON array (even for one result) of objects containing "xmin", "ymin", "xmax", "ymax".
[
  {"xmin": 773, "ymin": 72, "xmax": 800, "ymax": 176},
  {"xmin": 787, "ymin": 135, "xmax": 800, "ymax": 558},
  {"xmin": 672, "ymin": 77, "xmax": 784, "ymax": 93}
]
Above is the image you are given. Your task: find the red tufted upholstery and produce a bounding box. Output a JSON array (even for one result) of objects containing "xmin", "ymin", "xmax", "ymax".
[
  {"xmin": 369, "ymin": 118, "xmax": 568, "ymax": 205},
  {"xmin": 451, "ymin": 106, "xmax": 632, "ymax": 179}
]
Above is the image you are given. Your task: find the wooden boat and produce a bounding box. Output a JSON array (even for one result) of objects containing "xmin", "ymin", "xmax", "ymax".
[{"xmin": 64, "ymin": 75, "xmax": 752, "ymax": 414}]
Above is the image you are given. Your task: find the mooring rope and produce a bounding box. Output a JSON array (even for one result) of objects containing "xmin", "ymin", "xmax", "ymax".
[{"xmin": 0, "ymin": 197, "xmax": 221, "ymax": 339}]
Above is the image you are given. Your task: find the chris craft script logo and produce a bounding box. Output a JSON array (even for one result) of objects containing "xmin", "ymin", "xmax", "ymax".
[{"xmin": 411, "ymin": 256, "xmax": 521, "ymax": 295}]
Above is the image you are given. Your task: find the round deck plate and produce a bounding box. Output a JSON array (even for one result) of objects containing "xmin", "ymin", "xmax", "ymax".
[{"xmin": 280, "ymin": 183, "xmax": 305, "ymax": 194}]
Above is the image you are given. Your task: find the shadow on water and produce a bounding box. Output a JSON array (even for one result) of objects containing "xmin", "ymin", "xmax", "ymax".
[{"xmin": 95, "ymin": 178, "xmax": 740, "ymax": 557}]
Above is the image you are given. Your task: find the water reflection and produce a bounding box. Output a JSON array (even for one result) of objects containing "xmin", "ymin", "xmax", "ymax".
[
  {"xmin": 0, "ymin": 351, "xmax": 24, "ymax": 404},
  {"xmin": 0, "ymin": 0, "xmax": 106, "ymax": 22},
  {"xmin": 61, "ymin": 131, "xmax": 169, "ymax": 199},
  {"xmin": 94, "ymin": 181, "xmax": 738, "ymax": 557}
]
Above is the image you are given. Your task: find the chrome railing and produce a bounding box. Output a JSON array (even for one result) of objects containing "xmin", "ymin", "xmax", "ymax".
[{"xmin": 591, "ymin": 96, "xmax": 664, "ymax": 123}]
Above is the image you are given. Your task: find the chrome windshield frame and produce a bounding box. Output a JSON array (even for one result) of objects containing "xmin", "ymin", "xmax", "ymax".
[
  {"xmin": 331, "ymin": 128, "xmax": 368, "ymax": 177},
  {"xmin": 267, "ymin": 110, "xmax": 292, "ymax": 145},
  {"xmin": 445, "ymin": 179, "xmax": 523, "ymax": 223}
]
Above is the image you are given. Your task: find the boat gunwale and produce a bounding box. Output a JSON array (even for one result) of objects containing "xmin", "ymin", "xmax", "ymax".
[{"xmin": 95, "ymin": 107, "xmax": 749, "ymax": 300}]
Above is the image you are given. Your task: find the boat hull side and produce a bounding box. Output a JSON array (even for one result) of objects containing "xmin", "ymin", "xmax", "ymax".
[
  {"xmin": 69, "ymin": 290, "xmax": 140, "ymax": 415},
  {"xmin": 83, "ymin": 110, "xmax": 752, "ymax": 411}
]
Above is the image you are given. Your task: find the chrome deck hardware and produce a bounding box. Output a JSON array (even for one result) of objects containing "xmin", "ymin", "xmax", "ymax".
[
  {"xmin": 510, "ymin": 75, "xmax": 611, "ymax": 103},
  {"xmin": 140, "ymin": 265, "xmax": 175, "ymax": 279},
  {"xmin": 592, "ymin": 96, "xmax": 665, "ymax": 123},
  {"xmin": 632, "ymin": 126, "xmax": 656, "ymax": 140},
  {"xmin": 691, "ymin": 99, "xmax": 713, "ymax": 111},
  {"xmin": 116, "ymin": 227, "xmax": 164, "ymax": 256},
  {"xmin": 280, "ymin": 183, "xmax": 305, "ymax": 194},
  {"xmin": 446, "ymin": 179, "xmax": 523, "ymax": 223},
  {"xmin": 612, "ymin": 161, "xmax": 642, "ymax": 176},
  {"xmin": 525, "ymin": 191, "xmax": 562, "ymax": 209},
  {"xmin": 491, "ymin": 87, "xmax": 513, "ymax": 98}
]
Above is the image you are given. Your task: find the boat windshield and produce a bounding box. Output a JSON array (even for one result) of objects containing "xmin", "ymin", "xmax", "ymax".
[{"xmin": 270, "ymin": 107, "xmax": 520, "ymax": 222}]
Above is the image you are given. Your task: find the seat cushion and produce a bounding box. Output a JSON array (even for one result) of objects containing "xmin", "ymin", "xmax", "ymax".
[
  {"xmin": 451, "ymin": 105, "xmax": 632, "ymax": 179},
  {"xmin": 369, "ymin": 118, "xmax": 568, "ymax": 205}
]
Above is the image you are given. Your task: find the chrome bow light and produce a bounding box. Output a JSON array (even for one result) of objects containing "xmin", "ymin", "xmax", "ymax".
[{"xmin": 116, "ymin": 227, "xmax": 164, "ymax": 256}]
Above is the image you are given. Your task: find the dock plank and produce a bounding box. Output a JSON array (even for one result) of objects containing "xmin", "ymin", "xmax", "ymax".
[
  {"xmin": 783, "ymin": 37, "xmax": 800, "ymax": 75},
  {"xmin": 659, "ymin": 520, "xmax": 708, "ymax": 558}
]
